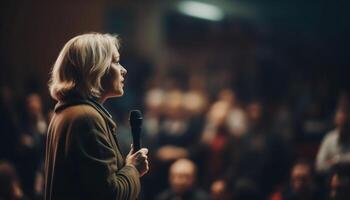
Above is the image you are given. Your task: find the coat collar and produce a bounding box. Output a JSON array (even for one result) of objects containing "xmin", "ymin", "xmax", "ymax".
[{"xmin": 54, "ymin": 98, "xmax": 117, "ymax": 132}]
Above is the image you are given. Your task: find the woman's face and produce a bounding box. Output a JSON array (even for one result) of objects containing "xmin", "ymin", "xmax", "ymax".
[{"xmin": 101, "ymin": 50, "xmax": 127, "ymax": 99}]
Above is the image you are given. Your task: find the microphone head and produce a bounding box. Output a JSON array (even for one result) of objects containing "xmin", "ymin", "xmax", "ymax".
[{"xmin": 129, "ymin": 110, "xmax": 143, "ymax": 127}]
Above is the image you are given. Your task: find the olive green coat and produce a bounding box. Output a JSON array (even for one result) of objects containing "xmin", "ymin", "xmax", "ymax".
[{"xmin": 44, "ymin": 99, "xmax": 140, "ymax": 200}]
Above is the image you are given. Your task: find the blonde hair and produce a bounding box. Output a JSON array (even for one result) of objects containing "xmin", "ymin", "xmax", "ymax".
[{"xmin": 49, "ymin": 33, "xmax": 120, "ymax": 101}]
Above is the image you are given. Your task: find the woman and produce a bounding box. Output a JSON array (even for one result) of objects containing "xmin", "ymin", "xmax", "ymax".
[{"xmin": 45, "ymin": 33, "xmax": 149, "ymax": 200}]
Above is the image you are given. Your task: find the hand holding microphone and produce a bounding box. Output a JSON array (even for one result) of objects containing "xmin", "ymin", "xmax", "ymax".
[{"xmin": 126, "ymin": 110, "xmax": 149, "ymax": 177}]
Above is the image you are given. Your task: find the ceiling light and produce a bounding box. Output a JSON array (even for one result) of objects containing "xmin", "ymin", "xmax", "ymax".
[{"xmin": 177, "ymin": 1, "xmax": 224, "ymax": 21}]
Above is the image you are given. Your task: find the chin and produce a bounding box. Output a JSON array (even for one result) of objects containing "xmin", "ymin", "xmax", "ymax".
[
  {"xmin": 117, "ymin": 92, "xmax": 124, "ymax": 97},
  {"xmin": 105, "ymin": 90, "xmax": 123, "ymax": 99},
  {"xmin": 114, "ymin": 89, "xmax": 124, "ymax": 97}
]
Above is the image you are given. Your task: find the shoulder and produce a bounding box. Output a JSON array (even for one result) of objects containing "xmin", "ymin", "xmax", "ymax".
[
  {"xmin": 192, "ymin": 188, "xmax": 211, "ymax": 200},
  {"xmin": 322, "ymin": 129, "xmax": 339, "ymax": 143},
  {"xmin": 55, "ymin": 104, "xmax": 106, "ymax": 128},
  {"xmin": 155, "ymin": 189, "xmax": 173, "ymax": 200},
  {"xmin": 64, "ymin": 104, "xmax": 102, "ymax": 118}
]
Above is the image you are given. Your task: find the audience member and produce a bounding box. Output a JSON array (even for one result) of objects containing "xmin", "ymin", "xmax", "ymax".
[
  {"xmin": 316, "ymin": 107, "xmax": 350, "ymax": 174},
  {"xmin": 0, "ymin": 161, "xmax": 28, "ymax": 200},
  {"xmin": 225, "ymin": 100, "xmax": 290, "ymax": 198},
  {"xmin": 211, "ymin": 179, "xmax": 230, "ymax": 200},
  {"xmin": 328, "ymin": 162, "xmax": 350, "ymax": 200},
  {"xmin": 16, "ymin": 93, "xmax": 47, "ymax": 199},
  {"xmin": 270, "ymin": 159, "xmax": 322, "ymax": 200},
  {"xmin": 155, "ymin": 158, "xmax": 210, "ymax": 200}
]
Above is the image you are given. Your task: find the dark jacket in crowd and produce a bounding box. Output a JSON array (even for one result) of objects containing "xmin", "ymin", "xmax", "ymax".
[
  {"xmin": 44, "ymin": 99, "xmax": 140, "ymax": 200},
  {"xmin": 155, "ymin": 188, "xmax": 211, "ymax": 200}
]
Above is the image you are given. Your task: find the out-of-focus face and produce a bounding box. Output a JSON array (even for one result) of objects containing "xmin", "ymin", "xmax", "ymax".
[
  {"xmin": 102, "ymin": 50, "xmax": 127, "ymax": 98},
  {"xmin": 26, "ymin": 93, "xmax": 42, "ymax": 116},
  {"xmin": 207, "ymin": 101, "xmax": 231, "ymax": 125},
  {"xmin": 211, "ymin": 180, "xmax": 226, "ymax": 200},
  {"xmin": 247, "ymin": 102, "xmax": 262, "ymax": 122},
  {"xmin": 291, "ymin": 164, "xmax": 311, "ymax": 193},
  {"xmin": 335, "ymin": 110, "xmax": 347, "ymax": 128},
  {"xmin": 169, "ymin": 160, "xmax": 196, "ymax": 195},
  {"xmin": 330, "ymin": 173, "xmax": 350, "ymax": 200}
]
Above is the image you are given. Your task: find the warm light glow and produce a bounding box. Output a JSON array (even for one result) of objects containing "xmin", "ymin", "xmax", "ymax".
[{"xmin": 177, "ymin": 1, "xmax": 224, "ymax": 21}]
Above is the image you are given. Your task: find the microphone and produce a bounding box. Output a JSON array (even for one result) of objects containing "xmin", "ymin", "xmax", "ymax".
[{"xmin": 129, "ymin": 110, "xmax": 143, "ymax": 153}]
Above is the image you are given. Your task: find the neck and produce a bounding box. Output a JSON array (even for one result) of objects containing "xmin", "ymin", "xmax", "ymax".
[{"xmin": 96, "ymin": 96, "xmax": 106, "ymax": 104}]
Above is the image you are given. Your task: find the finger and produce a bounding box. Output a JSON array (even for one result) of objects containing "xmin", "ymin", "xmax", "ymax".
[
  {"xmin": 139, "ymin": 148, "xmax": 149, "ymax": 155},
  {"xmin": 127, "ymin": 144, "xmax": 135, "ymax": 156},
  {"xmin": 145, "ymin": 160, "xmax": 150, "ymax": 171}
]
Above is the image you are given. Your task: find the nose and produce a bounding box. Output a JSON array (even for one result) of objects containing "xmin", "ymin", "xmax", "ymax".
[{"xmin": 121, "ymin": 65, "xmax": 127, "ymax": 76}]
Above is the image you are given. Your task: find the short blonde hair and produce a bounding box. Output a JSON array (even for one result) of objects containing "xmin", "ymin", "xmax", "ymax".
[{"xmin": 49, "ymin": 33, "xmax": 120, "ymax": 101}]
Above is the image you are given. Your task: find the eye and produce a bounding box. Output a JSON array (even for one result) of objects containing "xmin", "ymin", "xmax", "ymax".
[
  {"xmin": 112, "ymin": 57, "xmax": 120, "ymax": 65},
  {"xmin": 111, "ymin": 61, "xmax": 119, "ymax": 66}
]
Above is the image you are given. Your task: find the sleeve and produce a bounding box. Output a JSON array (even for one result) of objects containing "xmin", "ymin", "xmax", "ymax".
[
  {"xmin": 72, "ymin": 113, "xmax": 141, "ymax": 200},
  {"xmin": 316, "ymin": 134, "xmax": 333, "ymax": 173}
]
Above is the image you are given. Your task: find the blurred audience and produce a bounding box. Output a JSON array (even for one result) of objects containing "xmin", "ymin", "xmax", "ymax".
[
  {"xmin": 0, "ymin": 161, "xmax": 28, "ymax": 200},
  {"xmin": 231, "ymin": 178, "xmax": 262, "ymax": 200},
  {"xmin": 316, "ymin": 106, "xmax": 350, "ymax": 174},
  {"xmin": 270, "ymin": 159, "xmax": 322, "ymax": 200},
  {"xmin": 225, "ymin": 89, "xmax": 247, "ymax": 138},
  {"xmin": 16, "ymin": 93, "xmax": 47, "ymax": 199},
  {"xmin": 328, "ymin": 162, "xmax": 350, "ymax": 200},
  {"xmin": 155, "ymin": 158, "xmax": 210, "ymax": 200},
  {"xmin": 199, "ymin": 89, "xmax": 235, "ymax": 187},
  {"xmin": 0, "ymin": 86, "xmax": 20, "ymax": 162},
  {"xmin": 210, "ymin": 179, "xmax": 228, "ymax": 200},
  {"xmin": 223, "ymin": 100, "xmax": 290, "ymax": 198}
]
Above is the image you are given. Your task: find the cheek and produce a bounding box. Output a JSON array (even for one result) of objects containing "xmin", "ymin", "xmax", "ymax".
[
  {"xmin": 115, "ymin": 71, "xmax": 122, "ymax": 82},
  {"xmin": 112, "ymin": 72, "xmax": 122, "ymax": 87},
  {"xmin": 101, "ymin": 69, "xmax": 118, "ymax": 92}
]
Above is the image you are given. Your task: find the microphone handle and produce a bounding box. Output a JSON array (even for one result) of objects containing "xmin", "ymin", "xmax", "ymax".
[{"xmin": 131, "ymin": 126, "xmax": 141, "ymax": 152}]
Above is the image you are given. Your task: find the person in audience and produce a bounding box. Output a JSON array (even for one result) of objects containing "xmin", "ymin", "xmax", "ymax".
[
  {"xmin": 224, "ymin": 100, "xmax": 290, "ymax": 199},
  {"xmin": 16, "ymin": 93, "xmax": 47, "ymax": 198},
  {"xmin": 328, "ymin": 162, "xmax": 350, "ymax": 200},
  {"xmin": 199, "ymin": 89, "xmax": 234, "ymax": 186},
  {"xmin": 0, "ymin": 161, "xmax": 28, "ymax": 200},
  {"xmin": 316, "ymin": 107, "xmax": 350, "ymax": 174},
  {"xmin": 223, "ymin": 89, "xmax": 247, "ymax": 138},
  {"xmin": 270, "ymin": 159, "xmax": 321, "ymax": 200},
  {"xmin": 155, "ymin": 158, "xmax": 210, "ymax": 200},
  {"xmin": 211, "ymin": 179, "xmax": 230, "ymax": 200}
]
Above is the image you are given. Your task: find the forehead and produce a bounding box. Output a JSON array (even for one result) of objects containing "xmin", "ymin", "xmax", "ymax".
[
  {"xmin": 110, "ymin": 43, "xmax": 120, "ymax": 57},
  {"xmin": 292, "ymin": 164, "xmax": 310, "ymax": 174},
  {"xmin": 171, "ymin": 162, "xmax": 195, "ymax": 174}
]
